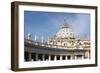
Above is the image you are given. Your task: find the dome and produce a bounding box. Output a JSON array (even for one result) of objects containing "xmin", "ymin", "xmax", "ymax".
[{"xmin": 55, "ymin": 19, "xmax": 74, "ymax": 39}]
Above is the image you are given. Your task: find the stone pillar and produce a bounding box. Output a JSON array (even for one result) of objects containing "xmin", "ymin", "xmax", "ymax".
[
  {"xmin": 32, "ymin": 59, "xmax": 34, "ymax": 61},
  {"xmin": 74, "ymin": 55, "xmax": 77, "ymax": 59},
  {"xmin": 48, "ymin": 55, "xmax": 51, "ymax": 61},
  {"xmin": 54, "ymin": 55, "xmax": 57, "ymax": 61},
  {"xmin": 65, "ymin": 56, "xmax": 67, "ymax": 60},
  {"xmin": 85, "ymin": 51, "xmax": 89, "ymax": 59},
  {"xmin": 70, "ymin": 56, "xmax": 73, "ymax": 60},
  {"xmin": 28, "ymin": 53, "xmax": 32, "ymax": 61},
  {"xmin": 42, "ymin": 54, "xmax": 45, "ymax": 61},
  {"xmin": 81, "ymin": 55, "xmax": 84, "ymax": 59},
  {"xmin": 60, "ymin": 55, "xmax": 62, "ymax": 60},
  {"xmin": 35, "ymin": 54, "xmax": 38, "ymax": 61}
]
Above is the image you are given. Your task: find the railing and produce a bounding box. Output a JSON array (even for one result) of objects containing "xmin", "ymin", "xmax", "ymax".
[
  {"xmin": 24, "ymin": 38, "xmax": 52, "ymax": 47},
  {"xmin": 24, "ymin": 38, "xmax": 84, "ymax": 49}
]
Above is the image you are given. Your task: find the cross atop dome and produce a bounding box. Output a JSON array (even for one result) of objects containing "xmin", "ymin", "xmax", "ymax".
[{"xmin": 61, "ymin": 18, "xmax": 69, "ymax": 28}]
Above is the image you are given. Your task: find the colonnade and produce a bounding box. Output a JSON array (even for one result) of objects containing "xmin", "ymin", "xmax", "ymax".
[{"xmin": 24, "ymin": 52, "xmax": 85, "ymax": 61}]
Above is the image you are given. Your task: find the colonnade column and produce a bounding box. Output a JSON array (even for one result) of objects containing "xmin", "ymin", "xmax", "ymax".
[
  {"xmin": 48, "ymin": 55, "xmax": 51, "ymax": 61},
  {"xmin": 35, "ymin": 53, "xmax": 38, "ymax": 61},
  {"xmin": 27, "ymin": 53, "xmax": 86, "ymax": 61},
  {"xmin": 65, "ymin": 56, "xmax": 68, "ymax": 60},
  {"xmin": 74, "ymin": 55, "xmax": 77, "ymax": 59},
  {"xmin": 81, "ymin": 55, "xmax": 84, "ymax": 59},
  {"xmin": 60, "ymin": 55, "xmax": 62, "ymax": 60},
  {"xmin": 54, "ymin": 55, "xmax": 57, "ymax": 60},
  {"xmin": 28, "ymin": 53, "xmax": 32, "ymax": 61},
  {"xmin": 42, "ymin": 54, "xmax": 45, "ymax": 61},
  {"xmin": 70, "ymin": 56, "xmax": 73, "ymax": 60}
]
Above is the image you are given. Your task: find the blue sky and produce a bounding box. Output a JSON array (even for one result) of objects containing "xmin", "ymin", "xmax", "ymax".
[{"xmin": 24, "ymin": 11, "xmax": 90, "ymax": 41}]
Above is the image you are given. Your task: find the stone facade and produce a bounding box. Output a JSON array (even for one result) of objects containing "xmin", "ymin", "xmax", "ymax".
[
  {"xmin": 48, "ymin": 19, "xmax": 90, "ymax": 50},
  {"xmin": 24, "ymin": 19, "xmax": 90, "ymax": 62}
]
